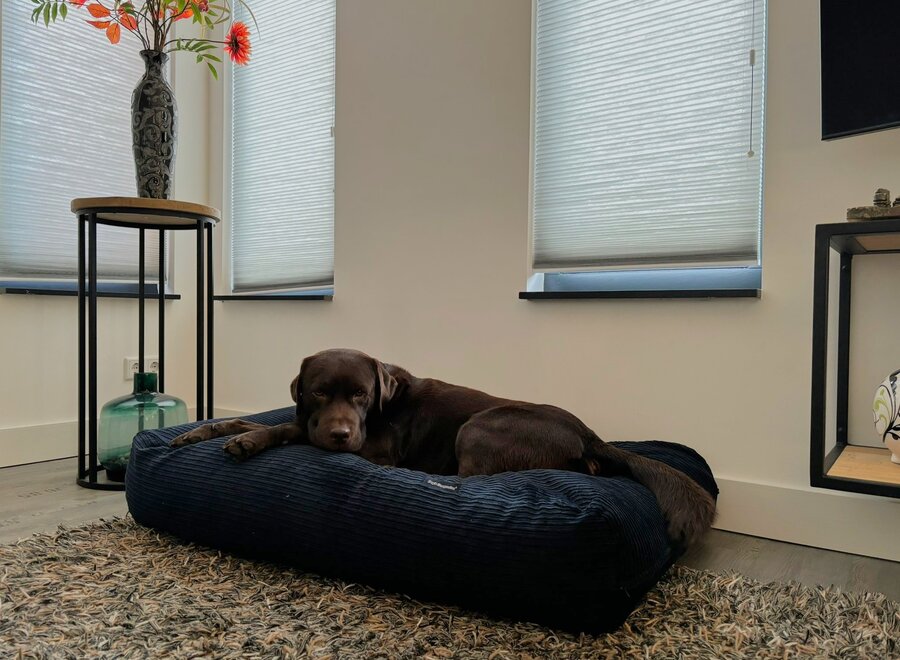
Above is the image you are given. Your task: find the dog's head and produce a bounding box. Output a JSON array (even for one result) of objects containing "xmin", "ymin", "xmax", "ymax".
[{"xmin": 290, "ymin": 348, "xmax": 398, "ymax": 452}]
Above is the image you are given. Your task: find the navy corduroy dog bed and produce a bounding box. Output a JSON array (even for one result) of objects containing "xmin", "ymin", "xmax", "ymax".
[{"xmin": 126, "ymin": 407, "xmax": 717, "ymax": 633}]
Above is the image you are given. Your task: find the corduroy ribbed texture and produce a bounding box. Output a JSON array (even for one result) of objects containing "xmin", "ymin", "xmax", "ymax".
[{"xmin": 125, "ymin": 408, "xmax": 717, "ymax": 633}]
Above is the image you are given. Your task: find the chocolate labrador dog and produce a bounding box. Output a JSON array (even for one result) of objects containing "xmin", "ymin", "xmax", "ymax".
[{"xmin": 171, "ymin": 348, "xmax": 715, "ymax": 547}]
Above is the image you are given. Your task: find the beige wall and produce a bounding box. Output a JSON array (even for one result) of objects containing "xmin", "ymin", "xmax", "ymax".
[
  {"xmin": 212, "ymin": 0, "xmax": 899, "ymax": 559},
  {"xmin": 3, "ymin": 1, "xmax": 898, "ymax": 558}
]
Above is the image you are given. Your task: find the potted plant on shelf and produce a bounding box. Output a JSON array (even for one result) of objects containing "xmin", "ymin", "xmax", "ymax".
[{"xmin": 30, "ymin": 0, "xmax": 255, "ymax": 199}]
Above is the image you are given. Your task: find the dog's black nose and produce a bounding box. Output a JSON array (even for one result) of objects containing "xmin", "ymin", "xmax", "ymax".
[{"xmin": 330, "ymin": 428, "xmax": 351, "ymax": 444}]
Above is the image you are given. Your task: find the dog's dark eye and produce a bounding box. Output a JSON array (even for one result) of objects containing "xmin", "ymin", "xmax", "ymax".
[
  {"xmin": 313, "ymin": 391, "xmax": 326, "ymax": 398},
  {"xmin": 353, "ymin": 390, "xmax": 367, "ymax": 399}
]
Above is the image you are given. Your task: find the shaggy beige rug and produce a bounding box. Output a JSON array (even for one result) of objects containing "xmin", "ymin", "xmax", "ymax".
[{"xmin": 0, "ymin": 518, "xmax": 897, "ymax": 659}]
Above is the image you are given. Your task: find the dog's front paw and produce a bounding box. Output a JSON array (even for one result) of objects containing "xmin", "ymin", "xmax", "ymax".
[
  {"xmin": 222, "ymin": 433, "xmax": 260, "ymax": 461},
  {"xmin": 170, "ymin": 424, "xmax": 218, "ymax": 447}
]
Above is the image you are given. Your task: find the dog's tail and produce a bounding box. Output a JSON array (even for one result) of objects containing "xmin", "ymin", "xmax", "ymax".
[{"xmin": 583, "ymin": 438, "xmax": 716, "ymax": 549}]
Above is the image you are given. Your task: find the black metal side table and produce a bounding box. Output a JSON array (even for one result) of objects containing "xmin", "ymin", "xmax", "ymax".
[{"xmin": 72, "ymin": 197, "xmax": 220, "ymax": 490}]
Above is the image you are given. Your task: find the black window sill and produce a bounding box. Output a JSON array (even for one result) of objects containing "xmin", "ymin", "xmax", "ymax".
[
  {"xmin": 0, "ymin": 282, "xmax": 180, "ymax": 300},
  {"xmin": 520, "ymin": 289, "xmax": 759, "ymax": 300},
  {"xmin": 521, "ymin": 267, "xmax": 761, "ymax": 300}
]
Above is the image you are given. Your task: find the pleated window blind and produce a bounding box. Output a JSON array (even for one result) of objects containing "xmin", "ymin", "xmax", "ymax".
[
  {"xmin": 532, "ymin": 0, "xmax": 766, "ymax": 271},
  {"xmin": 0, "ymin": 3, "xmax": 158, "ymax": 281},
  {"xmin": 231, "ymin": 0, "xmax": 335, "ymax": 292}
]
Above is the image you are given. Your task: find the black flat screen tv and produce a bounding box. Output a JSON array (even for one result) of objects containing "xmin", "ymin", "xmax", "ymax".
[{"xmin": 821, "ymin": 0, "xmax": 900, "ymax": 140}]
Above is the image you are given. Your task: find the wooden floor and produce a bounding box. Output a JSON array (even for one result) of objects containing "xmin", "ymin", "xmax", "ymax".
[
  {"xmin": 679, "ymin": 524, "xmax": 900, "ymax": 601},
  {"xmin": 2, "ymin": 458, "xmax": 898, "ymax": 601},
  {"xmin": 0, "ymin": 458, "xmax": 128, "ymax": 545}
]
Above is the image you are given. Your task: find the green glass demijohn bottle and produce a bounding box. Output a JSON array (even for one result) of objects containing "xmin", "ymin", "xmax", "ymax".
[{"xmin": 98, "ymin": 372, "xmax": 187, "ymax": 481}]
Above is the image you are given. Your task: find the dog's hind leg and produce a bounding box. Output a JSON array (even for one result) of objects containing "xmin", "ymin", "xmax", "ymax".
[
  {"xmin": 455, "ymin": 405, "xmax": 586, "ymax": 477},
  {"xmin": 170, "ymin": 419, "xmax": 269, "ymax": 447},
  {"xmin": 456, "ymin": 404, "xmax": 715, "ymax": 549},
  {"xmin": 584, "ymin": 439, "xmax": 716, "ymax": 550}
]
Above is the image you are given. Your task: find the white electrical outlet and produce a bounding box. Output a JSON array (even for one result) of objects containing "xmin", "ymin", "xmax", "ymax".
[{"xmin": 124, "ymin": 357, "xmax": 160, "ymax": 380}]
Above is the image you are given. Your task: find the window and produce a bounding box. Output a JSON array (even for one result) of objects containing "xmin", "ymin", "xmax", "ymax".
[
  {"xmin": 230, "ymin": 0, "xmax": 335, "ymax": 293},
  {"xmin": 531, "ymin": 0, "xmax": 766, "ymax": 281},
  {"xmin": 0, "ymin": 2, "xmax": 159, "ymax": 283}
]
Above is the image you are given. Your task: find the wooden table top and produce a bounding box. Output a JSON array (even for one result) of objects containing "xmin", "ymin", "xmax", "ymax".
[{"xmin": 71, "ymin": 197, "xmax": 221, "ymax": 227}]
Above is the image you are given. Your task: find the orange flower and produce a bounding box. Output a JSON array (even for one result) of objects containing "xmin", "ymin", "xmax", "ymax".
[
  {"xmin": 225, "ymin": 21, "xmax": 251, "ymax": 66},
  {"xmin": 69, "ymin": 0, "xmax": 88, "ymax": 6}
]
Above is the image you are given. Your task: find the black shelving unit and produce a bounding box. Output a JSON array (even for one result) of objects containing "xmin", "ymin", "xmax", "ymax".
[{"xmin": 811, "ymin": 219, "xmax": 900, "ymax": 499}]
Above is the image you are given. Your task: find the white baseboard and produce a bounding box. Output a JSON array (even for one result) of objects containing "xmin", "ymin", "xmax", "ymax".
[
  {"xmin": 2, "ymin": 423, "xmax": 896, "ymax": 560},
  {"xmin": 715, "ymin": 477, "xmax": 899, "ymax": 562},
  {"xmin": 0, "ymin": 408, "xmax": 248, "ymax": 469}
]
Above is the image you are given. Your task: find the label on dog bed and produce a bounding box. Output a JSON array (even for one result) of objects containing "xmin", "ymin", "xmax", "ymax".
[{"xmin": 425, "ymin": 478, "xmax": 458, "ymax": 492}]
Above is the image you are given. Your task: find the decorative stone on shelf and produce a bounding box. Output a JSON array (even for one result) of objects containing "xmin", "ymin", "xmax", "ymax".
[{"xmin": 847, "ymin": 188, "xmax": 900, "ymax": 221}]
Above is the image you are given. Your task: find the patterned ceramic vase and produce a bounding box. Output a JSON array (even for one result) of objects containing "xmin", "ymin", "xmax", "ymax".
[
  {"xmin": 132, "ymin": 50, "xmax": 176, "ymax": 198},
  {"xmin": 872, "ymin": 369, "xmax": 900, "ymax": 464}
]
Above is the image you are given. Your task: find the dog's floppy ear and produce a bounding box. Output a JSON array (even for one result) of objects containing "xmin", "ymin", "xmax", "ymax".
[
  {"xmin": 293, "ymin": 355, "xmax": 315, "ymax": 414},
  {"xmin": 373, "ymin": 359, "xmax": 398, "ymax": 412}
]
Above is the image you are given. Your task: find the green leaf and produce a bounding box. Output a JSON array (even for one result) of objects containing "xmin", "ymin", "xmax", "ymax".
[
  {"xmin": 60, "ymin": 2, "xmax": 68, "ymax": 19},
  {"xmin": 207, "ymin": 61, "xmax": 219, "ymax": 80},
  {"xmin": 204, "ymin": 54, "xmax": 222, "ymax": 63},
  {"xmin": 51, "ymin": 2, "xmax": 58, "ymax": 21},
  {"xmin": 43, "ymin": 2, "xmax": 51, "ymax": 26}
]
